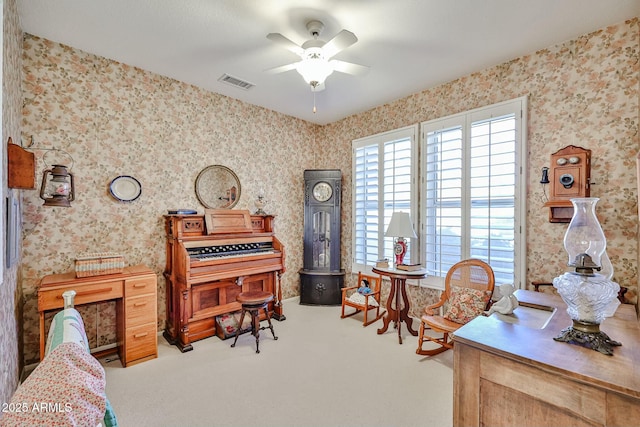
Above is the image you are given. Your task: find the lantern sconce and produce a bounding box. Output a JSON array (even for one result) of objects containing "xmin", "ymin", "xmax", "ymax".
[
  {"xmin": 39, "ymin": 164, "xmax": 75, "ymax": 207},
  {"xmin": 22, "ymin": 137, "xmax": 76, "ymax": 207}
]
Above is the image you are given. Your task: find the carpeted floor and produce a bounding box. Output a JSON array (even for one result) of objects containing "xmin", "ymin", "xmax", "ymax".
[{"xmin": 101, "ymin": 298, "xmax": 454, "ymax": 427}]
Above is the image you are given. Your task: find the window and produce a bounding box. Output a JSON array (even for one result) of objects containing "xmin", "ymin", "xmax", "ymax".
[
  {"xmin": 351, "ymin": 97, "xmax": 527, "ymax": 289},
  {"xmin": 352, "ymin": 125, "xmax": 418, "ymax": 273},
  {"xmin": 421, "ymin": 97, "xmax": 527, "ymax": 289}
]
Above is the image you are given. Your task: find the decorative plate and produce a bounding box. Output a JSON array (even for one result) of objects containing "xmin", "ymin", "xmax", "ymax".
[{"xmin": 109, "ymin": 175, "xmax": 142, "ymax": 202}]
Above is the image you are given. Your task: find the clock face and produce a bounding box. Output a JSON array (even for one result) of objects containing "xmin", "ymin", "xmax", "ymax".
[
  {"xmin": 394, "ymin": 242, "xmax": 404, "ymax": 255},
  {"xmin": 312, "ymin": 182, "xmax": 333, "ymax": 202}
]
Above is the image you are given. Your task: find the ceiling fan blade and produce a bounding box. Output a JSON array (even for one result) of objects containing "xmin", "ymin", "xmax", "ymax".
[
  {"xmin": 264, "ymin": 62, "xmax": 300, "ymax": 74},
  {"xmin": 322, "ymin": 29, "xmax": 358, "ymax": 58},
  {"xmin": 266, "ymin": 33, "xmax": 304, "ymax": 56},
  {"xmin": 330, "ymin": 59, "xmax": 369, "ymax": 76}
]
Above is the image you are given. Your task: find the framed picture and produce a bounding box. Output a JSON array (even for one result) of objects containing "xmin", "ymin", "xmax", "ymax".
[{"xmin": 6, "ymin": 192, "xmax": 19, "ymax": 268}]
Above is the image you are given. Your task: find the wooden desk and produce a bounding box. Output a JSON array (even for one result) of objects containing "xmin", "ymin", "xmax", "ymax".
[
  {"xmin": 373, "ymin": 267, "xmax": 427, "ymax": 344},
  {"xmin": 38, "ymin": 264, "xmax": 158, "ymax": 367},
  {"xmin": 453, "ymin": 290, "xmax": 640, "ymax": 427}
]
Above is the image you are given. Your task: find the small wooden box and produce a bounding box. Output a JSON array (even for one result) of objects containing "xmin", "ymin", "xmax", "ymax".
[
  {"xmin": 215, "ymin": 311, "xmax": 251, "ymax": 340},
  {"xmin": 75, "ymin": 252, "xmax": 125, "ymax": 277},
  {"xmin": 8, "ymin": 142, "xmax": 36, "ymax": 189}
]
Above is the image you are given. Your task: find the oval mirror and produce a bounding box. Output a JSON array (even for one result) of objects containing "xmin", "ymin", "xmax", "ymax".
[{"xmin": 195, "ymin": 165, "xmax": 241, "ymax": 209}]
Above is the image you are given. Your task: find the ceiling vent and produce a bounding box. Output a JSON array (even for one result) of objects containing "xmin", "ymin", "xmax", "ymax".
[{"xmin": 218, "ymin": 74, "xmax": 255, "ymax": 90}]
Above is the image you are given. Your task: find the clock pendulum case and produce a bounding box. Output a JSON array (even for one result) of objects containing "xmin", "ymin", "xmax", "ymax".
[{"xmin": 299, "ymin": 169, "xmax": 345, "ymax": 305}]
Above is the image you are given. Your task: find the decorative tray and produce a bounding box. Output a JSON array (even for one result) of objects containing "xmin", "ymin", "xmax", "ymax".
[{"xmin": 109, "ymin": 175, "xmax": 141, "ymax": 202}]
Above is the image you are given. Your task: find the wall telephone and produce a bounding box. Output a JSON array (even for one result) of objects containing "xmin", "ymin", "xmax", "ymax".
[{"xmin": 543, "ymin": 145, "xmax": 591, "ymax": 222}]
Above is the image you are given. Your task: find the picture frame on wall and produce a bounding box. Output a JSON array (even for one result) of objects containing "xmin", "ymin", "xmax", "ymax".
[{"xmin": 6, "ymin": 192, "xmax": 19, "ymax": 268}]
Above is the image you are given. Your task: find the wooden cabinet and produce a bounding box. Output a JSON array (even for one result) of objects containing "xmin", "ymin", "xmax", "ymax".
[
  {"xmin": 120, "ymin": 275, "xmax": 158, "ymax": 365},
  {"xmin": 39, "ymin": 265, "xmax": 158, "ymax": 367},
  {"xmin": 453, "ymin": 290, "xmax": 640, "ymax": 427}
]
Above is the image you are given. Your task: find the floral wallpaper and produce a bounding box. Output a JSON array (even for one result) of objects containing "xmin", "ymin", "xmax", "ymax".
[
  {"xmin": 19, "ymin": 35, "xmax": 319, "ymax": 364},
  {"xmin": 16, "ymin": 17, "xmax": 639, "ymax": 367},
  {"xmin": 1, "ymin": 0, "xmax": 25, "ymax": 405},
  {"xmin": 321, "ymin": 18, "xmax": 640, "ymax": 315}
]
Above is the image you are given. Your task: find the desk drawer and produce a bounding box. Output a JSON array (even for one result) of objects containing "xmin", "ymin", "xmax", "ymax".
[
  {"xmin": 125, "ymin": 295, "xmax": 156, "ymax": 327},
  {"xmin": 125, "ymin": 276, "xmax": 156, "ymax": 297},
  {"xmin": 125, "ymin": 323, "xmax": 157, "ymax": 362},
  {"xmin": 38, "ymin": 281, "xmax": 123, "ymax": 310}
]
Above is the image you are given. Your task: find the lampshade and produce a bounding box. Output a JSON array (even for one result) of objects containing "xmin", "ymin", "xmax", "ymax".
[
  {"xmin": 296, "ymin": 48, "xmax": 334, "ymax": 86},
  {"xmin": 385, "ymin": 212, "xmax": 417, "ymax": 238}
]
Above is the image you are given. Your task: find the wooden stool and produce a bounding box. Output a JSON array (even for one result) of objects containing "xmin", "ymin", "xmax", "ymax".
[{"xmin": 231, "ymin": 291, "xmax": 278, "ymax": 353}]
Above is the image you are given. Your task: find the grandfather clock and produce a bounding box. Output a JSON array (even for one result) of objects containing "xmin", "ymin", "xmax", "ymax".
[{"xmin": 299, "ymin": 169, "xmax": 345, "ymax": 305}]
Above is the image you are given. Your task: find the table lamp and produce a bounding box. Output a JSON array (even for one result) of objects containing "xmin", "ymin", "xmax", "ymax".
[{"xmin": 385, "ymin": 212, "xmax": 417, "ymax": 266}]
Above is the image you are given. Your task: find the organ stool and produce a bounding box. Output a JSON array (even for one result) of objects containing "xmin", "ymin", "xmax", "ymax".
[{"xmin": 231, "ymin": 291, "xmax": 278, "ymax": 353}]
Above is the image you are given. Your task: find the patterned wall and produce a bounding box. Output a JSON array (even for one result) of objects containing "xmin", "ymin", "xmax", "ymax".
[
  {"xmin": 321, "ymin": 18, "xmax": 640, "ymax": 312},
  {"xmin": 1, "ymin": 0, "xmax": 25, "ymax": 405},
  {"xmin": 18, "ymin": 18, "xmax": 639, "ymax": 365},
  {"xmin": 20, "ymin": 35, "xmax": 318, "ymax": 364}
]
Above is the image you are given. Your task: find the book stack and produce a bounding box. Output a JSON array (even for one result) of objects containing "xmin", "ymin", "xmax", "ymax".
[
  {"xmin": 375, "ymin": 259, "xmax": 389, "ymax": 268},
  {"xmin": 396, "ymin": 263, "xmax": 422, "ymax": 271}
]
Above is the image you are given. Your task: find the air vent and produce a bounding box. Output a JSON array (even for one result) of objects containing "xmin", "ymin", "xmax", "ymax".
[{"xmin": 218, "ymin": 74, "xmax": 255, "ymax": 90}]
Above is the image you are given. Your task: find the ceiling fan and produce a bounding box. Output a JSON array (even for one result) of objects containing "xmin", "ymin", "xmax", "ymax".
[{"xmin": 265, "ymin": 20, "xmax": 369, "ymax": 92}]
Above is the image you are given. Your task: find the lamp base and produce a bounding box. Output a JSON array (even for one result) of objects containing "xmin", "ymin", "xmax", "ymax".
[
  {"xmin": 393, "ymin": 237, "xmax": 407, "ymax": 266},
  {"xmin": 553, "ymin": 320, "xmax": 621, "ymax": 355}
]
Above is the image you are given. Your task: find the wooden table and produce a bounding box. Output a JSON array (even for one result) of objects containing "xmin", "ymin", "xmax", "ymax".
[
  {"xmin": 372, "ymin": 266, "xmax": 427, "ymax": 344},
  {"xmin": 453, "ymin": 290, "xmax": 640, "ymax": 426}
]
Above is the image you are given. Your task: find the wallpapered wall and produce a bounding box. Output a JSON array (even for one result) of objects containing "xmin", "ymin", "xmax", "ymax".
[
  {"xmin": 19, "ymin": 36, "xmax": 318, "ymax": 364},
  {"xmin": 321, "ymin": 18, "xmax": 640, "ymax": 312},
  {"xmin": 18, "ymin": 18, "xmax": 639, "ymax": 366},
  {"xmin": 1, "ymin": 0, "xmax": 24, "ymax": 405}
]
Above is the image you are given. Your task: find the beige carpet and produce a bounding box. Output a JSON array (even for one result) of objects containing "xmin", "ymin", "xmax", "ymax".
[{"xmin": 102, "ymin": 298, "xmax": 454, "ymax": 427}]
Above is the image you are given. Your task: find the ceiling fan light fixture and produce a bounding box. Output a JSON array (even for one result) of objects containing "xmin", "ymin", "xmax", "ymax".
[{"xmin": 296, "ymin": 57, "xmax": 334, "ymax": 86}]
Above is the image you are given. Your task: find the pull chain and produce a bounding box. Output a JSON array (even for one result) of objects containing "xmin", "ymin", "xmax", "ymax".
[{"xmin": 311, "ymin": 81, "xmax": 318, "ymax": 113}]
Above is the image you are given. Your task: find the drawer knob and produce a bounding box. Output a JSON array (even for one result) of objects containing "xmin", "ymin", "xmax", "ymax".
[
  {"xmin": 134, "ymin": 332, "xmax": 149, "ymax": 338},
  {"xmin": 133, "ymin": 302, "xmax": 147, "ymax": 307}
]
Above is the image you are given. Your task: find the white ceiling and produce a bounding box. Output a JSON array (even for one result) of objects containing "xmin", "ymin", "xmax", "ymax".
[{"xmin": 17, "ymin": 0, "xmax": 640, "ymax": 125}]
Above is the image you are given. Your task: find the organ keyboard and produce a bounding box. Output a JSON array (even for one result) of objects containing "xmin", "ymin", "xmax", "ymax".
[{"xmin": 163, "ymin": 209, "xmax": 285, "ymax": 352}]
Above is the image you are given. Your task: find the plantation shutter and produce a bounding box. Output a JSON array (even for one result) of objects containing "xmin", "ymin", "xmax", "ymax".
[
  {"xmin": 421, "ymin": 98, "xmax": 524, "ymax": 288},
  {"xmin": 353, "ymin": 125, "xmax": 417, "ymax": 272}
]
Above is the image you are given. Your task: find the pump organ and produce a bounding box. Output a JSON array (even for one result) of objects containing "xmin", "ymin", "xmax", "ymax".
[{"xmin": 163, "ymin": 209, "xmax": 285, "ymax": 352}]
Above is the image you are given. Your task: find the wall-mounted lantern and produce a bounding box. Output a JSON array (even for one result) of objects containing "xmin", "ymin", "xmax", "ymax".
[{"xmin": 39, "ymin": 164, "xmax": 75, "ymax": 207}]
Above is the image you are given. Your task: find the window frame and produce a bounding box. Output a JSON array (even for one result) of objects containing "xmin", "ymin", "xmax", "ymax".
[
  {"xmin": 419, "ymin": 96, "xmax": 527, "ymax": 290},
  {"xmin": 351, "ymin": 124, "xmax": 419, "ymax": 275},
  {"xmin": 351, "ymin": 97, "xmax": 527, "ymax": 290}
]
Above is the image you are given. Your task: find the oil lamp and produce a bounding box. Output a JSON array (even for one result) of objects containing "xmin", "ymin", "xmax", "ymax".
[
  {"xmin": 254, "ymin": 188, "xmax": 267, "ymax": 215},
  {"xmin": 39, "ymin": 164, "xmax": 75, "ymax": 207},
  {"xmin": 552, "ymin": 197, "xmax": 621, "ymax": 355}
]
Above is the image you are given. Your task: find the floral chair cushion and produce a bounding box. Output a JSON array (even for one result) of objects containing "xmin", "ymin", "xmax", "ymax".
[{"xmin": 443, "ymin": 285, "xmax": 492, "ymax": 324}]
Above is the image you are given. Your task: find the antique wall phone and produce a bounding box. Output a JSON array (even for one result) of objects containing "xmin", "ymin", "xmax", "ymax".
[{"xmin": 543, "ymin": 145, "xmax": 591, "ymax": 222}]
